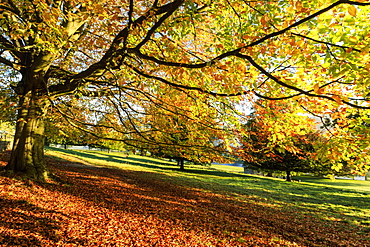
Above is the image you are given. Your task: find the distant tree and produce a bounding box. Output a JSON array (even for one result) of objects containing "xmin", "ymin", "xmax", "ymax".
[
  {"xmin": 44, "ymin": 112, "xmax": 91, "ymax": 149},
  {"xmin": 236, "ymin": 100, "xmax": 335, "ymax": 181},
  {"xmin": 141, "ymin": 97, "xmax": 230, "ymax": 170},
  {"xmin": 244, "ymin": 137, "xmax": 333, "ymax": 181}
]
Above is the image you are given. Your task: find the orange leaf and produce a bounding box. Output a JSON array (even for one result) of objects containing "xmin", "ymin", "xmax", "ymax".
[
  {"xmin": 348, "ymin": 5, "xmax": 357, "ymax": 17},
  {"xmin": 260, "ymin": 15, "xmax": 268, "ymax": 26},
  {"xmin": 332, "ymin": 95, "xmax": 342, "ymax": 104},
  {"xmin": 318, "ymin": 88, "xmax": 325, "ymax": 94},
  {"xmin": 313, "ymin": 83, "xmax": 320, "ymax": 93}
]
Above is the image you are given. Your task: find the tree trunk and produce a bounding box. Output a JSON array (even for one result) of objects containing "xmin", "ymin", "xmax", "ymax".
[
  {"xmin": 178, "ymin": 158, "xmax": 185, "ymax": 171},
  {"xmin": 5, "ymin": 93, "xmax": 50, "ymax": 181},
  {"xmin": 286, "ymin": 171, "xmax": 292, "ymax": 182}
]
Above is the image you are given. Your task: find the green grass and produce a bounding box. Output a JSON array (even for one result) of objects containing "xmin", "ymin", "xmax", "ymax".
[
  {"xmin": 45, "ymin": 147, "xmax": 370, "ymax": 231},
  {"xmin": 294, "ymin": 175, "xmax": 370, "ymax": 193}
]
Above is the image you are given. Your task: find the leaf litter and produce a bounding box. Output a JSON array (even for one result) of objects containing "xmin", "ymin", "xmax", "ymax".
[{"xmin": 0, "ymin": 152, "xmax": 369, "ymax": 246}]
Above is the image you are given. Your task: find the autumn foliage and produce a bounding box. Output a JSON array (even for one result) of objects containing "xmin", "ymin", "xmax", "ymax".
[{"xmin": 1, "ymin": 0, "xmax": 370, "ymax": 180}]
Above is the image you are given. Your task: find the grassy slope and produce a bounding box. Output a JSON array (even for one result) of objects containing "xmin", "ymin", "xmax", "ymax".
[
  {"xmin": 46, "ymin": 148, "xmax": 370, "ymax": 230},
  {"xmin": 0, "ymin": 147, "xmax": 369, "ymax": 246}
]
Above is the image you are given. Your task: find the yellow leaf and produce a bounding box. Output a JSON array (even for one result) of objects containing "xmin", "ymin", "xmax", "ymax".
[
  {"xmin": 17, "ymin": 118, "xmax": 27, "ymax": 123},
  {"xmin": 348, "ymin": 36, "xmax": 357, "ymax": 43},
  {"xmin": 286, "ymin": 6, "xmax": 294, "ymax": 13},
  {"xmin": 292, "ymin": 95, "xmax": 300, "ymax": 101},
  {"xmin": 348, "ymin": 5, "xmax": 357, "ymax": 17},
  {"xmin": 296, "ymin": 40, "xmax": 304, "ymax": 46}
]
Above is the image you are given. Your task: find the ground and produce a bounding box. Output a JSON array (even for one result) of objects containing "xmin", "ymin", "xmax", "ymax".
[{"xmin": 0, "ymin": 150, "xmax": 369, "ymax": 246}]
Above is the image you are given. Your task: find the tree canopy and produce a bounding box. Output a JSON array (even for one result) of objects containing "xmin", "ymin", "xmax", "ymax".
[
  {"xmin": 236, "ymin": 101, "xmax": 337, "ymax": 181},
  {"xmin": 0, "ymin": 0, "xmax": 370, "ymax": 180}
]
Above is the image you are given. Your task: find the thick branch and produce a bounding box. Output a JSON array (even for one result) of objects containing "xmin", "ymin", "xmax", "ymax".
[
  {"xmin": 343, "ymin": 1, "xmax": 370, "ymax": 6},
  {"xmin": 71, "ymin": 0, "xmax": 186, "ymax": 81},
  {"xmin": 238, "ymin": 53, "xmax": 370, "ymax": 109},
  {"xmin": 0, "ymin": 56, "xmax": 15, "ymax": 68},
  {"xmin": 136, "ymin": 7, "xmax": 178, "ymax": 50},
  {"xmin": 254, "ymin": 77, "xmax": 344, "ymax": 100},
  {"xmin": 0, "ymin": 35, "xmax": 23, "ymax": 60},
  {"xmin": 1, "ymin": 0, "xmax": 21, "ymax": 16},
  {"xmin": 132, "ymin": 0, "xmax": 353, "ymax": 68},
  {"xmin": 126, "ymin": 62, "xmax": 248, "ymax": 97}
]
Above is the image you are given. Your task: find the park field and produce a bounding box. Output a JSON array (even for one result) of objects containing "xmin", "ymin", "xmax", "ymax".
[{"xmin": 1, "ymin": 148, "xmax": 369, "ymax": 246}]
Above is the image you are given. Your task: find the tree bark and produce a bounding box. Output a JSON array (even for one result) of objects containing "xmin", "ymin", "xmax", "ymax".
[
  {"xmin": 5, "ymin": 92, "xmax": 50, "ymax": 181},
  {"xmin": 286, "ymin": 171, "xmax": 292, "ymax": 182},
  {"xmin": 178, "ymin": 158, "xmax": 185, "ymax": 171}
]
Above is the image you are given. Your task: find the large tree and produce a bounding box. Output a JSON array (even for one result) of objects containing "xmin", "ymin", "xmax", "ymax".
[
  {"xmin": 143, "ymin": 92, "xmax": 229, "ymax": 170},
  {"xmin": 237, "ymin": 99, "xmax": 369, "ymax": 178},
  {"xmin": 1, "ymin": 0, "xmax": 370, "ymax": 181},
  {"xmin": 238, "ymin": 117, "xmax": 330, "ymax": 181}
]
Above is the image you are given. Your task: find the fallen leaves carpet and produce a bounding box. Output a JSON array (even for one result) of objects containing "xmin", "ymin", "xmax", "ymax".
[{"xmin": 0, "ymin": 154, "xmax": 369, "ymax": 246}]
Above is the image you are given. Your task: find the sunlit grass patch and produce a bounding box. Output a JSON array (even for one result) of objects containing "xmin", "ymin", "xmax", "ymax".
[
  {"xmin": 294, "ymin": 175, "xmax": 370, "ymax": 193},
  {"xmin": 44, "ymin": 147, "xmax": 370, "ymax": 242}
]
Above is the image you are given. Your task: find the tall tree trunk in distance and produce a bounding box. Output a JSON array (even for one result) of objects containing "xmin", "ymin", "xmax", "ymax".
[
  {"xmin": 178, "ymin": 158, "xmax": 185, "ymax": 171},
  {"xmin": 286, "ymin": 171, "xmax": 292, "ymax": 182},
  {"xmin": 5, "ymin": 92, "xmax": 50, "ymax": 181}
]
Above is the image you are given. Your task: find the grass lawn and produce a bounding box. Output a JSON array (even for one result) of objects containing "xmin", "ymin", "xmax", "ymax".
[{"xmin": 1, "ymin": 147, "xmax": 369, "ymax": 246}]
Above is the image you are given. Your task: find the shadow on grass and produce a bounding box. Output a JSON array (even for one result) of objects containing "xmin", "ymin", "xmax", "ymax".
[
  {"xmin": 45, "ymin": 148, "xmax": 370, "ymax": 231},
  {"xmin": 47, "ymin": 147, "xmax": 173, "ymax": 166},
  {"xmin": 235, "ymin": 176, "xmax": 370, "ymax": 213},
  {"xmin": 42, "ymin": 158, "xmax": 370, "ymax": 246},
  {"xmin": 47, "ymin": 148, "xmax": 370, "ymax": 211},
  {"xmin": 294, "ymin": 176, "xmax": 370, "ymax": 194},
  {"xmin": 2, "ymin": 149, "xmax": 368, "ymax": 246},
  {"xmin": 47, "ymin": 147, "xmax": 254, "ymax": 178}
]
